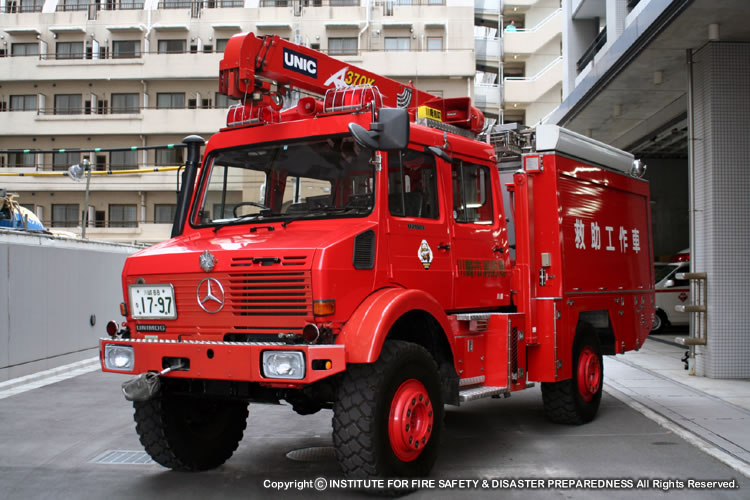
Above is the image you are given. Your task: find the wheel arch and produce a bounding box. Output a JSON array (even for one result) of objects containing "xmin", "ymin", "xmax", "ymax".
[
  {"xmin": 338, "ymin": 288, "xmax": 455, "ymax": 365},
  {"xmin": 576, "ymin": 310, "xmax": 616, "ymax": 355}
]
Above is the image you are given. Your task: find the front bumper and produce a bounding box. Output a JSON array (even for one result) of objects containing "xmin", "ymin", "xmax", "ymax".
[{"xmin": 99, "ymin": 338, "xmax": 346, "ymax": 386}]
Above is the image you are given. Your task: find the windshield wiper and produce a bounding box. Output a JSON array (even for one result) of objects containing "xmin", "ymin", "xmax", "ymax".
[{"xmin": 212, "ymin": 213, "xmax": 266, "ymax": 232}]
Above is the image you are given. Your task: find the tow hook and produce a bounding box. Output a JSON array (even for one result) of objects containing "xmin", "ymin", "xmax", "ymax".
[{"xmin": 121, "ymin": 363, "xmax": 183, "ymax": 402}]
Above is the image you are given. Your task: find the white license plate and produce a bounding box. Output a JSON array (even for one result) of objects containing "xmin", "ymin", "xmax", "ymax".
[{"xmin": 129, "ymin": 284, "xmax": 177, "ymax": 319}]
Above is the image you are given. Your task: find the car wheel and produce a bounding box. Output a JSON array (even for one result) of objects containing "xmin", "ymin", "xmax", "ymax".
[{"xmin": 651, "ymin": 309, "xmax": 669, "ymax": 333}]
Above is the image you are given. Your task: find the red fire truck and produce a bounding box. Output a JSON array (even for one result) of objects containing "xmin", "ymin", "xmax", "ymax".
[{"xmin": 100, "ymin": 33, "xmax": 654, "ymax": 479}]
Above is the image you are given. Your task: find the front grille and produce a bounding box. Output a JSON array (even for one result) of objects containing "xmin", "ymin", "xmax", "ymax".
[
  {"xmin": 230, "ymin": 255, "xmax": 309, "ymax": 268},
  {"xmin": 228, "ymin": 271, "xmax": 312, "ymax": 317}
]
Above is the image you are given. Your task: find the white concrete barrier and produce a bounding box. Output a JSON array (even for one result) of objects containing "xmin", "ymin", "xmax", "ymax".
[{"xmin": 0, "ymin": 230, "xmax": 140, "ymax": 381}]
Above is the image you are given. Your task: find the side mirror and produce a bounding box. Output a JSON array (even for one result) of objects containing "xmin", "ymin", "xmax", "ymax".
[{"xmin": 348, "ymin": 108, "xmax": 410, "ymax": 151}]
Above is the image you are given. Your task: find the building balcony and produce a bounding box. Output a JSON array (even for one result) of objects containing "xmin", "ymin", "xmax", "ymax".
[
  {"xmin": 0, "ymin": 108, "xmax": 226, "ymax": 137},
  {"xmin": 503, "ymin": 8, "xmax": 561, "ymax": 55},
  {"xmin": 474, "ymin": 83, "xmax": 502, "ymax": 111},
  {"xmin": 504, "ymin": 56, "xmax": 561, "ymax": 103},
  {"xmin": 0, "ymin": 52, "xmax": 224, "ymax": 82},
  {"xmin": 475, "ymin": 36, "xmax": 502, "ymax": 67}
]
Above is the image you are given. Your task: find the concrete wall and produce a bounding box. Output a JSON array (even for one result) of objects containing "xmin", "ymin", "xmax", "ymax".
[{"xmin": 0, "ymin": 231, "xmax": 140, "ymax": 381}]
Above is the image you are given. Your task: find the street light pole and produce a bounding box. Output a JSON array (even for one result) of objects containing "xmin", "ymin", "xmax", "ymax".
[
  {"xmin": 68, "ymin": 158, "xmax": 91, "ymax": 239},
  {"xmin": 82, "ymin": 159, "xmax": 91, "ymax": 239}
]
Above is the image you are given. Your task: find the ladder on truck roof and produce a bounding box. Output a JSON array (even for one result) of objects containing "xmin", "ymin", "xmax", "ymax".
[{"xmin": 483, "ymin": 124, "xmax": 645, "ymax": 177}]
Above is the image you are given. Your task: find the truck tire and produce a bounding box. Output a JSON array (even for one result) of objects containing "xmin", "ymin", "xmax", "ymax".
[
  {"xmin": 333, "ymin": 340, "xmax": 444, "ymax": 479},
  {"xmin": 133, "ymin": 391, "xmax": 248, "ymax": 471},
  {"xmin": 541, "ymin": 327, "xmax": 603, "ymax": 425}
]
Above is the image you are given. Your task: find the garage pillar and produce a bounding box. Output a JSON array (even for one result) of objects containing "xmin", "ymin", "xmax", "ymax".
[{"xmin": 689, "ymin": 42, "xmax": 750, "ymax": 378}]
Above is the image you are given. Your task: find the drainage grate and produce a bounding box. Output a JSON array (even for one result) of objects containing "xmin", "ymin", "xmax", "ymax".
[
  {"xmin": 91, "ymin": 450, "xmax": 155, "ymax": 465},
  {"xmin": 285, "ymin": 446, "xmax": 336, "ymax": 463}
]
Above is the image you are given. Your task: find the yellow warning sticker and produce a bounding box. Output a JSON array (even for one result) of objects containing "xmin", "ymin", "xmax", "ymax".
[{"xmin": 417, "ymin": 106, "xmax": 442, "ymax": 122}]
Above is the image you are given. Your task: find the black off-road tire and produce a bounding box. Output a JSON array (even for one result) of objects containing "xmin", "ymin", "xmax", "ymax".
[
  {"xmin": 133, "ymin": 391, "xmax": 249, "ymax": 471},
  {"xmin": 541, "ymin": 327, "xmax": 603, "ymax": 425},
  {"xmin": 333, "ymin": 340, "xmax": 444, "ymax": 479}
]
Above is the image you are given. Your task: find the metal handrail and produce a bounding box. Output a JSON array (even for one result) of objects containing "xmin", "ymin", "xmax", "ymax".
[
  {"xmin": 674, "ymin": 272, "xmax": 707, "ymax": 375},
  {"xmin": 514, "ymin": 8, "xmax": 562, "ymax": 33},
  {"xmin": 504, "ymin": 56, "xmax": 562, "ymax": 82}
]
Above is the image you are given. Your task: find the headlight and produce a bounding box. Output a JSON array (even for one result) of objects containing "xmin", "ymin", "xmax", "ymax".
[
  {"xmin": 104, "ymin": 345, "xmax": 135, "ymax": 372},
  {"xmin": 262, "ymin": 351, "xmax": 305, "ymax": 380}
]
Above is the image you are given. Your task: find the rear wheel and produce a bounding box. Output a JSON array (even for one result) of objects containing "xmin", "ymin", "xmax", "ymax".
[
  {"xmin": 541, "ymin": 327, "xmax": 603, "ymax": 424},
  {"xmin": 133, "ymin": 391, "xmax": 248, "ymax": 471},
  {"xmin": 332, "ymin": 340, "xmax": 444, "ymax": 479}
]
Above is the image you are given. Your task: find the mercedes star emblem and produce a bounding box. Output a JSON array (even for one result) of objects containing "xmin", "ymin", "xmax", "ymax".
[
  {"xmin": 197, "ymin": 277, "xmax": 225, "ymax": 313},
  {"xmin": 199, "ymin": 250, "xmax": 216, "ymax": 272}
]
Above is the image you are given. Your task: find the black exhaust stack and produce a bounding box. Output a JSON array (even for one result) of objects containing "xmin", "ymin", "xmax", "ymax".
[{"xmin": 172, "ymin": 135, "xmax": 205, "ymax": 238}]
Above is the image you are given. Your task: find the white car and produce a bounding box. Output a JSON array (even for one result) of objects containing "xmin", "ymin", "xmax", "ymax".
[{"xmin": 652, "ymin": 260, "xmax": 690, "ymax": 333}]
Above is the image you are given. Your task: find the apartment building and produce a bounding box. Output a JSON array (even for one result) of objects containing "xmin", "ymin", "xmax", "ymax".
[
  {"xmin": 0, "ymin": 0, "xmax": 559, "ymax": 243},
  {"xmin": 475, "ymin": 0, "xmax": 561, "ymax": 126}
]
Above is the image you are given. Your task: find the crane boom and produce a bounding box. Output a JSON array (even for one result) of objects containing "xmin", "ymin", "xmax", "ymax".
[{"xmin": 219, "ymin": 33, "xmax": 484, "ymax": 133}]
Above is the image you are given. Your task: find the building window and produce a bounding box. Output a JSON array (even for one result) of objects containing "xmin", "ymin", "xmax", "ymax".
[
  {"xmin": 156, "ymin": 147, "xmax": 184, "ymax": 166},
  {"xmin": 52, "ymin": 151, "xmax": 81, "ymax": 171},
  {"xmin": 110, "ymin": 150, "xmax": 138, "ymax": 170},
  {"xmin": 328, "ymin": 37, "xmax": 357, "ymax": 55},
  {"xmin": 52, "ymin": 204, "xmax": 79, "ymax": 227},
  {"xmin": 56, "ymin": 41, "xmax": 84, "ymax": 60},
  {"xmin": 427, "ymin": 36, "xmax": 443, "ymax": 51},
  {"xmin": 9, "ymin": 152, "xmax": 35, "ymax": 168},
  {"xmin": 11, "ymin": 43, "xmax": 39, "ymax": 57},
  {"xmin": 54, "ymin": 94, "xmax": 83, "ymax": 115},
  {"xmin": 215, "ymin": 92, "xmax": 239, "ymax": 109},
  {"xmin": 111, "ymin": 93, "xmax": 140, "ymax": 114},
  {"xmin": 154, "ymin": 204, "xmax": 177, "ymax": 224},
  {"xmin": 156, "ymin": 93, "xmax": 186, "ymax": 109},
  {"xmin": 384, "ymin": 37, "xmax": 410, "ymax": 52},
  {"xmin": 112, "ymin": 40, "xmax": 141, "ymax": 59},
  {"xmin": 109, "ymin": 204, "xmax": 138, "ymax": 228},
  {"xmin": 158, "ymin": 39, "xmax": 186, "ymax": 54},
  {"xmin": 58, "ymin": 0, "xmax": 88, "ymax": 10},
  {"xmin": 120, "ymin": 0, "xmax": 145, "ymax": 8},
  {"xmin": 216, "ymin": 38, "xmax": 230, "ymax": 53},
  {"xmin": 9, "ymin": 95, "xmax": 37, "ymax": 112}
]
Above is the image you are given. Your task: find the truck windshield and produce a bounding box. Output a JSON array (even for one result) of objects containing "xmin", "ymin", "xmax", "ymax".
[{"xmin": 191, "ymin": 135, "xmax": 375, "ymax": 228}]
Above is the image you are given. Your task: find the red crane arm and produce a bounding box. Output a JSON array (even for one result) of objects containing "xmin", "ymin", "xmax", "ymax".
[
  {"xmin": 219, "ymin": 33, "xmax": 484, "ymax": 133},
  {"xmin": 219, "ymin": 33, "xmax": 437, "ymax": 111}
]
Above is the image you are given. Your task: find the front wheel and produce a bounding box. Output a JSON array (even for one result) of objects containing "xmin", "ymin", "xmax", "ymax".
[
  {"xmin": 332, "ymin": 340, "xmax": 444, "ymax": 479},
  {"xmin": 133, "ymin": 391, "xmax": 248, "ymax": 471},
  {"xmin": 541, "ymin": 327, "xmax": 603, "ymax": 425}
]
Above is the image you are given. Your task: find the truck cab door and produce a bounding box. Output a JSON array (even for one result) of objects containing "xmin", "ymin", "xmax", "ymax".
[
  {"xmin": 450, "ymin": 158, "xmax": 510, "ymax": 310},
  {"xmin": 386, "ymin": 148, "xmax": 453, "ymax": 308}
]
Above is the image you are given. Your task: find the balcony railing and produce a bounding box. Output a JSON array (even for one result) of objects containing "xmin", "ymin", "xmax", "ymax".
[
  {"xmin": 576, "ymin": 27, "xmax": 606, "ymax": 73},
  {"xmin": 4, "ymin": 2, "xmax": 43, "ymax": 13},
  {"xmin": 157, "ymin": 0, "xmax": 243, "ymax": 8}
]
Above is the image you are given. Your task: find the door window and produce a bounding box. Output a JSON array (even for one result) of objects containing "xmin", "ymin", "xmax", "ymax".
[{"xmin": 388, "ymin": 149, "xmax": 439, "ymax": 219}]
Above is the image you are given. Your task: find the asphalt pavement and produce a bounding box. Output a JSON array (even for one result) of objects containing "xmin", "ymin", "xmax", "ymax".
[{"xmin": 0, "ymin": 333, "xmax": 748, "ymax": 499}]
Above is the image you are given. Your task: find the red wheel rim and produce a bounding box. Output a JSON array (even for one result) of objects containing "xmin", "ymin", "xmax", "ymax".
[
  {"xmin": 388, "ymin": 379, "xmax": 434, "ymax": 462},
  {"xmin": 576, "ymin": 346, "xmax": 601, "ymax": 403}
]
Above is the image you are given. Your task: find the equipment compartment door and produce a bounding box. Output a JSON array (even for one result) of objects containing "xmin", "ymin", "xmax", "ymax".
[
  {"xmin": 386, "ymin": 149, "xmax": 453, "ymax": 308},
  {"xmin": 450, "ymin": 159, "xmax": 510, "ymax": 310}
]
